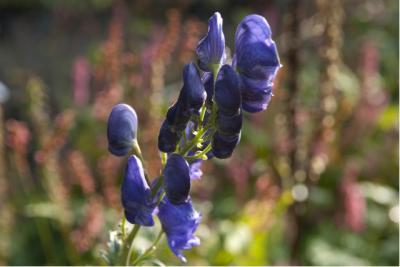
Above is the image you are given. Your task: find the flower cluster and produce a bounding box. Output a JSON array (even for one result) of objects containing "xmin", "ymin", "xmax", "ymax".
[{"xmin": 106, "ymin": 12, "xmax": 280, "ymax": 263}]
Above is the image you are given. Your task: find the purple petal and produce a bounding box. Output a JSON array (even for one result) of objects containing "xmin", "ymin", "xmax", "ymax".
[
  {"xmin": 121, "ymin": 156, "xmax": 155, "ymax": 226},
  {"xmin": 241, "ymin": 87, "xmax": 273, "ymax": 113},
  {"xmin": 107, "ymin": 103, "xmax": 138, "ymax": 156},
  {"xmin": 181, "ymin": 62, "xmax": 207, "ymax": 115},
  {"xmin": 234, "ymin": 14, "xmax": 280, "ymax": 113},
  {"xmin": 217, "ymin": 110, "xmax": 242, "ymax": 135},
  {"xmin": 164, "ymin": 154, "xmax": 191, "ymax": 204},
  {"xmin": 189, "ymin": 159, "xmax": 203, "ymax": 180},
  {"xmin": 212, "ymin": 131, "xmax": 241, "ymax": 159},
  {"xmin": 215, "ymin": 65, "xmax": 242, "ymax": 116},
  {"xmin": 158, "ymin": 120, "xmax": 182, "ymax": 153},
  {"xmin": 196, "ymin": 12, "xmax": 226, "ymax": 71},
  {"xmin": 157, "ymin": 197, "xmax": 201, "ymax": 262}
]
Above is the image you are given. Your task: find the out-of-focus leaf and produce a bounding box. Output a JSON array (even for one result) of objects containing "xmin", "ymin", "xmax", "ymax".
[
  {"xmin": 335, "ymin": 64, "xmax": 361, "ymax": 105},
  {"xmin": 224, "ymin": 222, "xmax": 251, "ymax": 254},
  {"xmin": 360, "ymin": 182, "xmax": 398, "ymax": 205},
  {"xmin": 305, "ymin": 238, "xmax": 370, "ymax": 266},
  {"xmin": 308, "ymin": 186, "xmax": 334, "ymax": 208},
  {"xmin": 377, "ymin": 105, "xmax": 398, "ymax": 130},
  {"xmin": 24, "ymin": 202, "xmax": 60, "ymax": 220}
]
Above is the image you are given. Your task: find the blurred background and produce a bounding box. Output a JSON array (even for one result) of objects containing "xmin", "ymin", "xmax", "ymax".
[{"xmin": 0, "ymin": 0, "xmax": 398, "ymax": 265}]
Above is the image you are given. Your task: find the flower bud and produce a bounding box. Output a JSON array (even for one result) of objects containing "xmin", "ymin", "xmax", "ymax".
[
  {"xmin": 164, "ymin": 153, "xmax": 191, "ymax": 204},
  {"xmin": 107, "ymin": 103, "xmax": 138, "ymax": 156},
  {"xmin": 181, "ymin": 62, "xmax": 207, "ymax": 115},
  {"xmin": 196, "ymin": 12, "xmax": 226, "ymax": 72}
]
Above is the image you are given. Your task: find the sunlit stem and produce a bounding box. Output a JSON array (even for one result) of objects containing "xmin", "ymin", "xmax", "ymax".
[
  {"xmin": 198, "ymin": 104, "xmax": 207, "ymax": 128},
  {"xmin": 122, "ymin": 174, "xmax": 166, "ymax": 266},
  {"xmin": 131, "ymin": 139, "xmax": 143, "ymax": 162},
  {"xmin": 121, "ymin": 217, "xmax": 126, "ymax": 241},
  {"xmin": 132, "ymin": 229, "xmax": 164, "ymax": 266},
  {"xmin": 160, "ymin": 152, "xmax": 168, "ymax": 167},
  {"xmin": 131, "ymin": 139, "xmax": 150, "ymax": 184},
  {"xmin": 120, "ymin": 224, "xmax": 140, "ymax": 266}
]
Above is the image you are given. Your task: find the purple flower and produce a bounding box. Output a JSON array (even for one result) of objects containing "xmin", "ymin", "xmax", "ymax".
[
  {"xmin": 158, "ymin": 120, "xmax": 182, "ymax": 153},
  {"xmin": 196, "ymin": 12, "xmax": 226, "ymax": 72},
  {"xmin": 215, "ymin": 65, "xmax": 242, "ymax": 116},
  {"xmin": 212, "ymin": 131, "xmax": 241, "ymax": 159},
  {"xmin": 121, "ymin": 156, "xmax": 156, "ymax": 226},
  {"xmin": 189, "ymin": 159, "xmax": 203, "ymax": 180},
  {"xmin": 234, "ymin": 14, "xmax": 280, "ymax": 113},
  {"xmin": 157, "ymin": 197, "xmax": 201, "ymax": 263},
  {"xmin": 107, "ymin": 103, "xmax": 138, "ymax": 156},
  {"xmin": 164, "ymin": 154, "xmax": 191, "ymax": 204}
]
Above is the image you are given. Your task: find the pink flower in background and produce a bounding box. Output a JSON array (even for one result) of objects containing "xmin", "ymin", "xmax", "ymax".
[
  {"xmin": 340, "ymin": 162, "xmax": 366, "ymax": 232},
  {"xmin": 5, "ymin": 120, "xmax": 31, "ymax": 156}
]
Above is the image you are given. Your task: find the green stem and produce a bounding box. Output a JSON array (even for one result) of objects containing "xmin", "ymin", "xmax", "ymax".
[
  {"xmin": 132, "ymin": 230, "xmax": 164, "ymax": 266},
  {"xmin": 121, "ymin": 174, "xmax": 165, "ymax": 266},
  {"xmin": 132, "ymin": 140, "xmax": 151, "ymax": 184},
  {"xmin": 121, "ymin": 217, "xmax": 126, "ymax": 241},
  {"xmin": 180, "ymin": 125, "xmax": 210, "ymax": 156},
  {"xmin": 120, "ymin": 224, "xmax": 141, "ymax": 266},
  {"xmin": 198, "ymin": 104, "xmax": 207, "ymax": 129}
]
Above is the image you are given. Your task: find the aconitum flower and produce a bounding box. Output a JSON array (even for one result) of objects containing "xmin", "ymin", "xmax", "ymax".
[
  {"xmin": 215, "ymin": 65, "xmax": 242, "ymax": 116},
  {"xmin": 234, "ymin": 14, "xmax": 280, "ymax": 113},
  {"xmin": 107, "ymin": 103, "xmax": 138, "ymax": 156},
  {"xmin": 121, "ymin": 156, "xmax": 156, "ymax": 226},
  {"xmin": 196, "ymin": 12, "xmax": 226, "ymax": 72},
  {"xmin": 157, "ymin": 197, "xmax": 201, "ymax": 263},
  {"xmin": 164, "ymin": 154, "xmax": 191, "ymax": 204}
]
